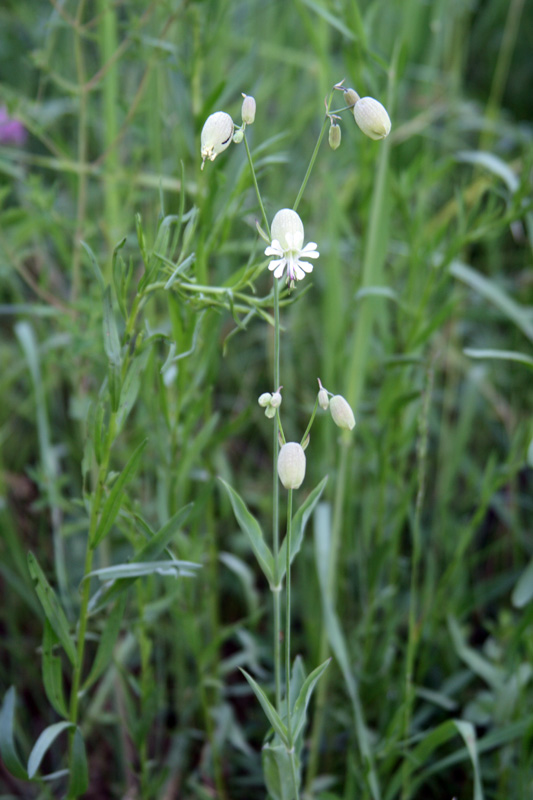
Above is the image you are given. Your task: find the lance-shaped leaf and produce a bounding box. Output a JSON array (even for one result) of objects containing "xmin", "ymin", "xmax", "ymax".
[
  {"xmin": 27, "ymin": 552, "xmax": 77, "ymax": 667},
  {"xmin": 240, "ymin": 669, "xmax": 289, "ymax": 748},
  {"xmin": 27, "ymin": 721, "xmax": 73, "ymax": 779},
  {"xmin": 92, "ymin": 439, "xmax": 147, "ymax": 548},
  {"xmin": 219, "ymin": 479, "xmax": 275, "ymax": 586},
  {"xmin": 263, "ymin": 738, "xmax": 300, "ymax": 800},
  {"xmin": 42, "ymin": 620, "xmax": 68, "ymax": 718},
  {"xmin": 290, "ymin": 659, "xmax": 330, "ymax": 742},
  {"xmin": 0, "ymin": 687, "xmax": 28, "ymax": 780},
  {"xmin": 278, "ymin": 477, "xmax": 327, "ymax": 581},
  {"xmin": 82, "ymin": 594, "xmax": 127, "ymax": 692},
  {"xmin": 67, "ymin": 727, "xmax": 89, "ymax": 797}
]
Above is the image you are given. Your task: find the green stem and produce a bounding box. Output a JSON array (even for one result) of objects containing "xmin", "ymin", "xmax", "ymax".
[
  {"xmin": 285, "ymin": 488, "xmax": 300, "ymax": 800},
  {"xmin": 300, "ymin": 396, "xmax": 319, "ymax": 446},
  {"xmin": 273, "ymin": 277, "xmax": 282, "ymax": 711},
  {"xmin": 293, "ymin": 89, "xmax": 335, "ymax": 212},
  {"xmin": 243, "ymin": 132, "xmax": 270, "ymax": 236},
  {"xmin": 72, "ymin": 0, "xmax": 88, "ymax": 302}
]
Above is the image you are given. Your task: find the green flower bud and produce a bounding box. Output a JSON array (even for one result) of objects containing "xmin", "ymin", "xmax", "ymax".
[
  {"xmin": 258, "ymin": 392, "xmax": 272, "ymax": 407},
  {"xmin": 241, "ymin": 94, "xmax": 256, "ymax": 125},
  {"xmin": 353, "ymin": 97, "xmax": 391, "ymax": 141},
  {"xmin": 277, "ymin": 442, "xmax": 306, "ymax": 490},
  {"xmin": 265, "ymin": 405, "xmax": 277, "ymax": 419},
  {"xmin": 344, "ymin": 88, "xmax": 360, "ymax": 107},
  {"xmin": 329, "ymin": 395, "xmax": 356, "ymax": 431},
  {"xmin": 318, "ymin": 388, "xmax": 329, "ymax": 410},
  {"xmin": 233, "ymin": 128, "xmax": 244, "ymax": 143},
  {"xmin": 200, "ymin": 111, "xmax": 234, "ymax": 169},
  {"xmin": 328, "ymin": 122, "xmax": 341, "ymax": 150}
]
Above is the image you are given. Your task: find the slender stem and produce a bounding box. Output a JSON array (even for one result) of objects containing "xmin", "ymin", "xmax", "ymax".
[
  {"xmin": 72, "ymin": 0, "xmax": 88, "ymax": 302},
  {"xmin": 293, "ymin": 89, "xmax": 335, "ymax": 212},
  {"xmin": 243, "ymin": 132, "xmax": 270, "ymax": 236},
  {"xmin": 273, "ymin": 277, "xmax": 282, "ymax": 711},
  {"xmin": 285, "ymin": 488, "xmax": 293, "ymax": 738},
  {"xmin": 300, "ymin": 397, "xmax": 319, "ymax": 446}
]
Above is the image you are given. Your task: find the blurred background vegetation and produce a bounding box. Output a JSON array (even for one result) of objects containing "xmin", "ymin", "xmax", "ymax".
[{"xmin": 0, "ymin": 0, "xmax": 532, "ymax": 798}]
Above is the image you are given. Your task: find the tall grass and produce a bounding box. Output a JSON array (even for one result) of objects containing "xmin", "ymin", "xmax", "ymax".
[{"xmin": 0, "ymin": 1, "xmax": 532, "ymax": 798}]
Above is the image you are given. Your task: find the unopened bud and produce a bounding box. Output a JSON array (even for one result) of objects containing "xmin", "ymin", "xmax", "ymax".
[
  {"xmin": 328, "ymin": 122, "xmax": 341, "ymax": 150},
  {"xmin": 258, "ymin": 392, "xmax": 272, "ymax": 407},
  {"xmin": 270, "ymin": 391, "xmax": 282, "ymax": 409},
  {"xmin": 329, "ymin": 395, "xmax": 356, "ymax": 431},
  {"xmin": 265, "ymin": 405, "xmax": 276, "ymax": 419},
  {"xmin": 200, "ymin": 111, "xmax": 234, "ymax": 169},
  {"xmin": 353, "ymin": 97, "xmax": 391, "ymax": 141},
  {"xmin": 318, "ymin": 388, "xmax": 329, "ymax": 410},
  {"xmin": 344, "ymin": 88, "xmax": 360, "ymax": 107},
  {"xmin": 277, "ymin": 443, "xmax": 306, "ymax": 490},
  {"xmin": 233, "ymin": 128, "xmax": 244, "ymax": 143},
  {"xmin": 241, "ymin": 94, "xmax": 256, "ymax": 125}
]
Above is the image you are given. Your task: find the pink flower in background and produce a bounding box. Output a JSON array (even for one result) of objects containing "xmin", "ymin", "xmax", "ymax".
[{"xmin": 0, "ymin": 107, "xmax": 27, "ymax": 145}]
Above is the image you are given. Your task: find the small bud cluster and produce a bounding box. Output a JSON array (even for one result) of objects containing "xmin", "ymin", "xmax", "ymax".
[
  {"xmin": 200, "ymin": 92, "xmax": 256, "ymax": 169},
  {"xmin": 258, "ymin": 388, "xmax": 282, "ymax": 419},
  {"xmin": 317, "ymin": 379, "xmax": 356, "ymax": 431},
  {"xmin": 328, "ymin": 82, "xmax": 391, "ymax": 151}
]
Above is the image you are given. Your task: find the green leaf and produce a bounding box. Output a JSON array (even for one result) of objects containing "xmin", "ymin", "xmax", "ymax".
[
  {"xmin": 290, "ymin": 659, "xmax": 330, "ymax": 742},
  {"xmin": 92, "ymin": 439, "xmax": 147, "ymax": 548},
  {"xmin": 278, "ymin": 477, "xmax": 327, "ymax": 581},
  {"xmin": 0, "ymin": 687, "xmax": 28, "ymax": 780},
  {"xmin": 240, "ymin": 669, "xmax": 289, "ymax": 748},
  {"xmin": 42, "ymin": 620, "xmax": 68, "ymax": 718},
  {"xmin": 219, "ymin": 479, "xmax": 275, "ymax": 586},
  {"xmin": 86, "ymin": 559, "xmax": 201, "ymax": 580},
  {"xmin": 82, "ymin": 595, "xmax": 127, "ymax": 692},
  {"xmin": 116, "ymin": 349, "xmax": 150, "ymax": 433},
  {"xmin": 262, "ymin": 739, "xmax": 299, "ymax": 800},
  {"xmin": 453, "ymin": 720, "xmax": 484, "ymax": 800},
  {"xmin": 463, "ymin": 347, "xmax": 533, "ymax": 369},
  {"xmin": 27, "ymin": 721, "xmax": 72, "ymax": 779},
  {"xmin": 102, "ymin": 285, "xmax": 121, "ymax": 365},
  {"xmin": 81, "ymin": 240, "xmax": 105, "ymax": 294},
  {"xmin": 27, "ymin": 552, "xmax": 77, "ymax": 667},
  {"xmin": 67, "ymin": 728, "xmax": 89, "ymax": 798},
  {"xmin": 512, "ymin": 557, "xmax": 533, "ymax": 608},
  {"xmin": 448, "ymin": 615, "xmax": 504, "ymax": 690}
]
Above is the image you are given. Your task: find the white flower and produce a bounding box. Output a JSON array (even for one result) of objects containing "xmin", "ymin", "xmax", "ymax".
[
  {"xmin": 353, "ymin": 97, "xmax": 391, "ymax": 141},
  {"xmin": 200, "ymin": 111, "xmax": 234, "ymax": 169},
  {"xmin": 265, "ymin": 209, "xmax": 319, "ymax": 285}
]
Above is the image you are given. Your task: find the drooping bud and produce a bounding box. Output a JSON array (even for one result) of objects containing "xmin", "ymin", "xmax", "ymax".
[
  {"xmin": 241, "ymin": 94, "xmax": 256, "ymax": 125},
  {"xmin": 353, "ymin": 97, "xmax": 391, "ymax": 141},
  {"xmin": 277, "ymin": 443, "xmax": 306, "ymax": 490},
  {"xmin": 329, "ymin": 395, "xmax": 356, "ymax": 431},
  {"xmin": 328, "ymin": 122, "xmax": 341, "ymax": 150},
  {"xmin": 200, "ymin": 111, "xmax": 234, "ymax": 169},
  {"xmin": 344, "ymin": 88, "xmax": 360, "ymax": 107},
  {"xmin": 258, "ymin": 392, "xmax": 272, "ymax": 407},
  {"xmin": 233, "ymin": 128, "xmax": 244, "ymax": 144},
  {"xmin": 318, "ymin": 388, "xmax": 329, "ymax": 410},
  {"xmin": 265, "ymin": 405, "xmax": 276, "ymax": 419},
  {"xmin": 270, "ymin": 209, "xmax": 304, "ymax": 251}
]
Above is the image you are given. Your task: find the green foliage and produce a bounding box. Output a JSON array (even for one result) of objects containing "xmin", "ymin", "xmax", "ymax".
[{"xmin": 1, "ymin": 0, "xmax": 533, "ymax": 798}]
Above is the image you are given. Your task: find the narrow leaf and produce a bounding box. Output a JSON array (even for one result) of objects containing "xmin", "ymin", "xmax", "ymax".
[
  {"xmin": 512, "ymin": 557, "xmax": 533, "ymax": 608},
  {"xmin": 81, "ymin": 240, "xmax": 105, "ymax": 294},
  {"xmin": 454, "ymin": 720, "xmax": 484, "ymax": 800},
  {"xmin": 82, "ymin": 595, "xmax": 127, "ymax": 692},
  {"xmin": 102, "ymin": 285, "xmax": 121, "ymax": 365},
  {"xmin": 291, "ymin": 659, "xmax": 331, "ymax": 742},
  {"xmin": 27, "ymin": 552, "xmax": 77, "ymax": 667},
  {"xmin": 219, "ymin": 479, "xmax": 274, "ymax": 586},
  {"xmin": 240, "ymin": 669, "xmax": 289, "ymax": 747},
  {"xmin": 0, "ymin": 687, "xmax": 28, "ymax": 780},
  {"xmin": 464, "ymin": 347, "xmax": 533, "ymax": 369},
  {"xmin": 27, "ymin": 721, "xmax": 73, "ymax": 779},
  {"xmin": 67, "ymin": 728, "xmax": 89, "ymax": 797},
  {"xmin": 278, "ymin": 477, "xmax": 327, "ymax": 581},
  {"xmin": 92, "ymin": 439, "xmax": 147, "ymax": 548},
  {"xmin": 86, "ymin": 559, "xmax": 200, "ymax": 580},
  {"xmin": 42, "ymin": 620, "xmax": 68, "ymax": 718}
]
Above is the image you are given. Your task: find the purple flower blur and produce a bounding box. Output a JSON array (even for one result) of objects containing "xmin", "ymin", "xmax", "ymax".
[{"xmin": 0, "ymin": 107, "xmax": 28, "ymax": 146}]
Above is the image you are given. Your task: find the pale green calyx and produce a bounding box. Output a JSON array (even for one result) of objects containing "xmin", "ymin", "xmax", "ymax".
[
  {"xmin": 200, "ymin": 111, "xmax": 234, "ymax": 169},
  {"xmin": 328, "ymin": 122, "xmax": 341, "ymax": 150},
  {"xmin": 329, "ymin": 395, "xmax": 356, "ymax": 430},
  {"xmin": 241, "ymin": 93, "xmax": 256, "ymax": 125},
  {"xmin": 353, "ymin": 96, "xmax": 391, "ymax": 141},
  {"xmin": 318, "ymin": 388, "xmax": 329, "ymax": 410},
  {"xmin": 278, "ymin": 442, "xmax": 306, "ymax": 490}
]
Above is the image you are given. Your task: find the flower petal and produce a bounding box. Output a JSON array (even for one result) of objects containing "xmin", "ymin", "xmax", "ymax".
[
  {"xmin": 273, "ymin": 262, "xmax": 286, "ymax": 279},
  {"xmin": 265, "ymin": 240, "xmax": 284, "ymax": 257},
  {"xmin": 300, "ymin": 242, "xmax": 319, "ymax": 257},
  {"xmin": 268, "ymin": 258, "xmax": 284, "ymax": 273},
  {"xmin": 294, "ymin": 263, "xmax": 306, "ymax": 281},
  {"xmin": 297, "ymin": 260, "xmax": 314, "ymax": 274}
]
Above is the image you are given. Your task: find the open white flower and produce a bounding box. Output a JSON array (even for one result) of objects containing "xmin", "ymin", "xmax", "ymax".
[{"xmin": 265, "ymin": 209, "xmax": 319, "ymax": 285}]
